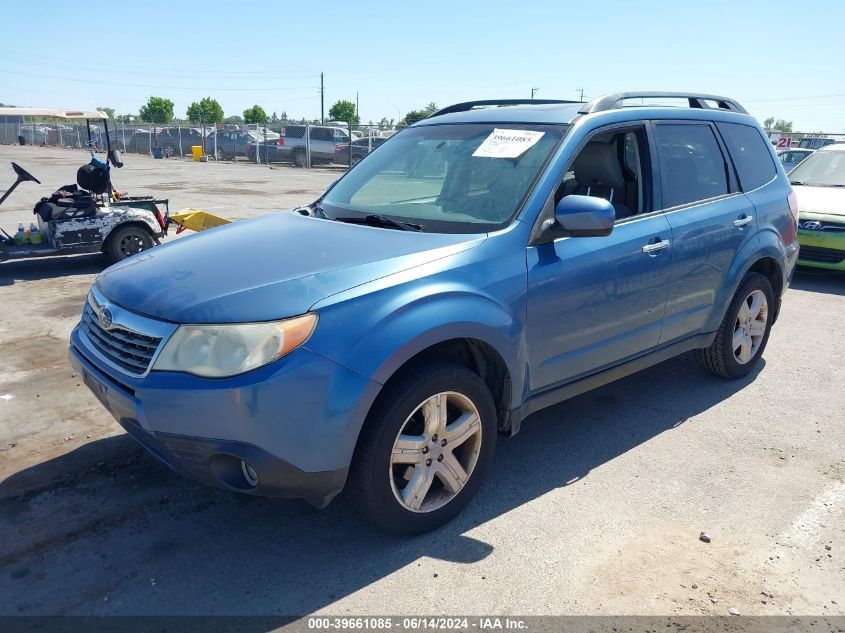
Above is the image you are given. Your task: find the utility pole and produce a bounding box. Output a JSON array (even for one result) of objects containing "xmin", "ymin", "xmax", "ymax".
[
  {"xmin": 577, "ymin": 88, "xmax": 586, "ymax": 101},
  {"xmin": 320, "ymin": 72, "xmax": 325, "ymax": 124},
  {"xmin": 531, "ymin": 87, "xmax": 539, "ymax": 98},
  {"xmin": 356, "ymin": 91, "xmax": 359, "ymax": 120}
]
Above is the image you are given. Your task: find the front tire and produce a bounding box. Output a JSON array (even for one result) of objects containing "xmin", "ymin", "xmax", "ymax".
[
  {"xmin": 694, "ymin": 272, "xmax": 774, "ymax": 378},
  {"xmin": 104, "ymin": 225, "xmax": 155, "ymax": 263},
  {"xmin": 349, "ymin": 361, "xmax": 497, "ymax": 535}
]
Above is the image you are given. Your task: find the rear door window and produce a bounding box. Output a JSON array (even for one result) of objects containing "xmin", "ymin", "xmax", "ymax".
[
  {"xmin": 716, "ymin": 122, "xmax": 776, "ymax": 191},
  {"xmin": 310, "ymin": 128, "xmax": 331, "ymax": 141},
  {"xmin": 654, "ymin": 123, "xmax": 729, "ymax": 209}
]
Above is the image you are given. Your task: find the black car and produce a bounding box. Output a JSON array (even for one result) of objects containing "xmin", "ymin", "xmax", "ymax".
[
  {"xmin": 335, "ymin": 136, "xmax": 389, "ymax": 165},
  {"xmin": 245, "ymin": 138, "xmax": 286, "ymax": 163}
]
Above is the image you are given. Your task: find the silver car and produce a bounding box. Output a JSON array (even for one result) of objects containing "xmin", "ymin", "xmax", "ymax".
[{"xmin": 777, "ymin": 148, "xmax": 814, "ymax": 173}]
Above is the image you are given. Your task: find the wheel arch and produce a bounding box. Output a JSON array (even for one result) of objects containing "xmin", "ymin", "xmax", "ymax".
[
  {"xmin": 102, "ymin": 218, "xmax": 159, "ymax": 245},
  {"xmin": 374, "ymin": 336, "xmax": 514, "ymax": 433},
  {"xmin": 712, "ymin": 240, "xmax": 786, "ymax": 330}
]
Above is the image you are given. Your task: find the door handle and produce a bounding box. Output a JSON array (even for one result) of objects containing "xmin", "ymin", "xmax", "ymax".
[
  {"xmin": 641, "ymin": 239, "xmax": 671, "ymax": 254},
  {"xmin": 733, "ymin": 215, "xmax": 753, "ymax": 228}
]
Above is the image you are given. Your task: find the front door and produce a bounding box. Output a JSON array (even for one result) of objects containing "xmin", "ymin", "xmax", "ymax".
[{"xmin": 525, "ymin": 124, "xmax": 672, "ymax": 392}]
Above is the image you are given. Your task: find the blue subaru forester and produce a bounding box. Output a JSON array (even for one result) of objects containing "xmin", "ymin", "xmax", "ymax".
[{"xmin": 71, "ymin": 92, "xmax": 799, "ymax": 533}]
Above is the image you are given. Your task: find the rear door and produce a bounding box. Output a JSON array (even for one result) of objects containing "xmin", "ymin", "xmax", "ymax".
[{"xmin": 653, "ymin": 121, "xmax": 758, "ymax": 343}]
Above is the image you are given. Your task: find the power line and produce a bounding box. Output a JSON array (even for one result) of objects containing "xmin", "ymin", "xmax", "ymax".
[
  {"xmin": 744, "ymin": 93, "xmax": 845, "ymax": 103},
  {"xmin": 0, "ymin": 53, "xmax": 321, "ymax": 77},
  {"xmin": 0, "ymin": 69, "xmax": 313, "ymax": 91}
]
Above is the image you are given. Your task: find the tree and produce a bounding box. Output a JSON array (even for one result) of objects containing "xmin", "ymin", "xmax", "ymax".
[
  {"xmin": 243, "ymin": 104, "xmax": 268, "ymax": 124},
  {"xmin": 773, "ymin": 119, "xmax": 793, "ymax": 133},
  {"xmin": 97, "ymin": 106, "xmax": 115, "ymax": 119},
  {"xmin": 138, "ymin": 96, "xmax": 174, "ymax": 139},
  {"xmin": 763, "ymin": 116, "xmax": 793, "ymax": 134},
  {"xmin": 398, "ymin": 102, "xmax": 438, "ymax": 128},
  {"xmin": 224, "ymin": 115, "xmax": 244, "ymax": 124},
  {"xmin": 328, "ymin": 99, "xmax": 359, "ymax": 124},
  {"xmin": 186, "ymin": 97, "xmax": 224, "ymax": 125}
]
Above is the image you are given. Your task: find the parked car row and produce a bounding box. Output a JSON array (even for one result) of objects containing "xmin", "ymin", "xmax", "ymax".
[{"xmin": 245, "ymin": 126, "xmax": 388, "ymax": 166}]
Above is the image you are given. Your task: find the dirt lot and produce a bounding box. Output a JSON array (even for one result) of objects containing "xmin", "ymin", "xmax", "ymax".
[{"xmin": 1, "ymin": 145, "xmax": 844, "ymax": 617}]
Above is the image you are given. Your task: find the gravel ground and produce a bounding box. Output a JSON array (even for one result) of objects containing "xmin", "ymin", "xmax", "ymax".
[{"xmin": 0, "ymin": 145, "xmax": 843, "ymax": 617}]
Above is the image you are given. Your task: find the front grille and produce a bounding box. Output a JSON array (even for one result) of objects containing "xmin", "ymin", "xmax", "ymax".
[
  {"xmin": 799, "ymin": 220, "xmax": 845, "ymax": 233},
  {"xmin": 81, "ymin": 303, "xmax": 162, "ymax": 374},
  {"xmin": 798, "ymin": 245, "xmax": 845, "ymax": 264}
]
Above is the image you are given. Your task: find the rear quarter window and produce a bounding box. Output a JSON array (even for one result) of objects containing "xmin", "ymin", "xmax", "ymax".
[{"xmin": 717, "ymin": 122, "xmax": 776, "ymax": 191}]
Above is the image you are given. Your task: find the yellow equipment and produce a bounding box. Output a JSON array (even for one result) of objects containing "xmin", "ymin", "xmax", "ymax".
[{"xmin": 169, "ymin": 209, "xmax": 232, "ymax": 234}]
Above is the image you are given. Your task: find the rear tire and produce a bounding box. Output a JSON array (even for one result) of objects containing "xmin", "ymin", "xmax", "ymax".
[
  {"xmin": 694, "ymin": 272, "xmax": 774, "ymax": 379},
  {"xmin": 104, "ymin": 225, "xmax": 155, "ymax": 263},
  {"xmin": 349, "ymin": 361, "xmax": 497, "ymax": 535},
  {"xmin": 293, "ymin": 149, "xmax": 307, "ymax": 168}
]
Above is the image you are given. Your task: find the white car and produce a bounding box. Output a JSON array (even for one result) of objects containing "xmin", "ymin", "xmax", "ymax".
[{"xmin": 789, "ymin": 143, "xmax": 845, "ymax": 270}]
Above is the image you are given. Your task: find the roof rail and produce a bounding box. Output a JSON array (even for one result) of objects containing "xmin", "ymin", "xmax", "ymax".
[
  {"xmin": 429, "ymin": 99, "xmax": 582, "ymax": 118},
  {"xmin": 578, "ymin": 92, "xmax": 748, "ymax": 115}
]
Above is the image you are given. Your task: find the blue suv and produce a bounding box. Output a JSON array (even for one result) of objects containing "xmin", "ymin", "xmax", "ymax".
[{"xmin": 70, "ymin": 92, "xmax": 799, "ymax": 534}]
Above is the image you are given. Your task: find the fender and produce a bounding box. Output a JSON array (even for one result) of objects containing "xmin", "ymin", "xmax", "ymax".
[
  {"xmin": 706, "ymin": 228, "xmax": 785, "ymax": 332},
  {"xmin": 101, "ymin": 207, "xmax": 162, "ymax": 240},
  {"xmin": 51, "ymin": 207, "xmax": 161, "ymax": 249},
  {"xmin": 307, "ymin": 251, "xmax": 528, "ymax": 416}
]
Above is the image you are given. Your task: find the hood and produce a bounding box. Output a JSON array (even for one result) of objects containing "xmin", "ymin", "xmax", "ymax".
[
  {"xmin": 97, "ymin": 212, "xmax": 484, "ymax": 323},
  {"xmin": 793, "ymin": 185, "xmax": 845, "ymax": 220}
]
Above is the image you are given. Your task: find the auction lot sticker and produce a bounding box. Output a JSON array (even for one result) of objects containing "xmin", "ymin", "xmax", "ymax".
[{"xmin": 473, "ymin": 129, "xmax": 545, "ymax": 158}]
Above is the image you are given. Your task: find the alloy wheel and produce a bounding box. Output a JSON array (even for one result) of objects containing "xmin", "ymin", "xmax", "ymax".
[
  {"xmin": 389, "ymin": 391, "xmax": 483, "ymax": 513},
  {"xmin": 733, "ymin": 289, "xmax": 768, "ymax": 364}
]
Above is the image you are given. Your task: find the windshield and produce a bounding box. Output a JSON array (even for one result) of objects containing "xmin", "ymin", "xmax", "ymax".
[
  {"xmin": 321, "ymin": 123, "xmax": 566, "ymax": 233},
  {"xmin": 789, "ymin": 148, "xmax": 845, "ymax": 187}
]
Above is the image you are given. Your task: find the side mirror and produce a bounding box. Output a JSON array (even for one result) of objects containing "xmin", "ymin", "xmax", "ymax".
[
  {"xmin": 108, "ymin": 149, "xmax": 124, "ymax": 168},
  {"xmin": 553, "ymin": 194, "xmax": 614, "ymax": 237}
]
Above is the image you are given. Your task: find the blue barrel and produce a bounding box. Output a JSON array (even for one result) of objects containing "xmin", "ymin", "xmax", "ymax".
[{"xmin": 152, "ymin": 147, "xmax": 163, "ymax": 159}]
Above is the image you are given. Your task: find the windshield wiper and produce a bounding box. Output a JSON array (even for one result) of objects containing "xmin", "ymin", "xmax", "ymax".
[
  {"xmin": 311, "ymin": 202, "xmax": 329, "ymax": 218},
  {"xmin": 335, "ymin": 214, "xmax": 424, "ymax": 232}
]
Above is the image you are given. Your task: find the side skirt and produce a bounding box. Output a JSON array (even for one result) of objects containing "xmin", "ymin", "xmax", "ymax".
[{"xmin": 508, "ymin": 332, "xmax": 717, "ymax": 434}]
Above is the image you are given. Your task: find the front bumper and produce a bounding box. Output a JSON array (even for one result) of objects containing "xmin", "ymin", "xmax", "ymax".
[
  {"xmin": 797, "ymin": 229, "xmax": 845, "ymax": 271},
  {"xmin": 69, "ymin": 327, "xmax": 380, "ymax": 506}
]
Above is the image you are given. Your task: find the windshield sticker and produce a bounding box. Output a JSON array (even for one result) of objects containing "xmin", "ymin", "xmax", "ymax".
[{"xmin": 472, "ymin": 129, "xmax": 545, "ymax": 158}]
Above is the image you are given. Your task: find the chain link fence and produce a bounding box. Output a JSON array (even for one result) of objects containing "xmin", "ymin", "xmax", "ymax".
[{"xmin": 0, "ymin": 116, "xmax": 396, "ymax": 169}]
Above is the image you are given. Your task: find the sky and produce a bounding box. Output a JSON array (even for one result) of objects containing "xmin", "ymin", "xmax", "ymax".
[{"xmin": 2, "ymin": 0, "xmax": 844, "ymax": 131}]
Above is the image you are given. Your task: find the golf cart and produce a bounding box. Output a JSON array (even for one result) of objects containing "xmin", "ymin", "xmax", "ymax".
[{"xmin": 0, "ymin": 108, "xmax": 169, "ymax": 264}]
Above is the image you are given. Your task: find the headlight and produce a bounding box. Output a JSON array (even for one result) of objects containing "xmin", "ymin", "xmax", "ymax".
[{"xmin": 153, "ymin": 313, "xmax": 317, "ymax": 378}]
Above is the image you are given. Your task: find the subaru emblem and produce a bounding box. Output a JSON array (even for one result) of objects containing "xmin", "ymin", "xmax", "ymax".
[{"xmin": 99, "ymin": 307, "xmax": 113, "ymax": 330}]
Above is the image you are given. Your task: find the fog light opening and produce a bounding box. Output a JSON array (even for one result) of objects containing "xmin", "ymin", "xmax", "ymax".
[{"xmin": 240, "ymin": 460, "xmax": 259, "ymax": 488}]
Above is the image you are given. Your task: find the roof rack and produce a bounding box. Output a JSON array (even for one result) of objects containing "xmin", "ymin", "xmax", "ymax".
[
  {"xmin": 578, "ymin": 92, "xmax": 748, "ymax": 115},
  {"xmin": 429, "ymin": 99, "xmax": 582, "ymax": 118}
]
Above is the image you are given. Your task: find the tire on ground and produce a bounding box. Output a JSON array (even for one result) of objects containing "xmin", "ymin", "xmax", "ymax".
[
  {"xmin": 348, "ymin": 360, "xmax": 497, "ymax": 534},
  {"xmin": 104, "ymin": 224, "xmax": 155, "ymax": 263},
  {"xmin": 694, "ymin": 272, "xmax": 775, "ymax": 379}
]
